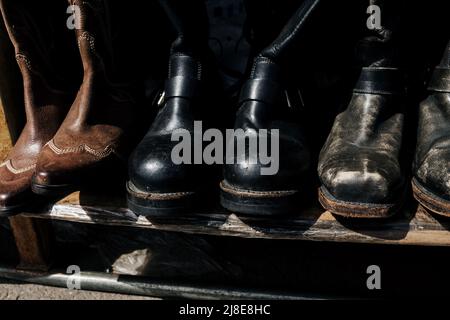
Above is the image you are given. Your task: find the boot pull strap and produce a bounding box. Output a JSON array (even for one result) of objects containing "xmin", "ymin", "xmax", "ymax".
[
  {"xmin": 239, "ymin": 79, "xmax": 283, "ymax": 105},
  {"xmin": 354, "ymin": 67, "xmax": 405, "ymax": 96},
  {"xmin": 428, "ymin": 67, "xmax": 450, "ymax": 93}
]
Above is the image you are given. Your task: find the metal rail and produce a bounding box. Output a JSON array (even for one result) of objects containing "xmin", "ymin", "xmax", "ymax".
[{"xmin": 0, "ymin": 265, "xmax": 329, "ymax": 300}]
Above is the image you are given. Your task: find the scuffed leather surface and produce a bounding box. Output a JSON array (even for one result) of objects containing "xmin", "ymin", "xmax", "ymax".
[
  {"xmin": 414, "ymin": 41, "xmax": 450, "ymax": 201},
  {"xmin": 317, "ymin": 0, "xmax": 407, "ymax": 206},
  {"xmin": 318, "ymin": 93, "xmax": 405, "ymax": 204},
  {"xmin": 414, "ymin": 93, "xmax": 450, "ymax": 200}
]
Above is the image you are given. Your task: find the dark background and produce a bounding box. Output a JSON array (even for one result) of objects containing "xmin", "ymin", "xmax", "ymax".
[{"xmin": 1, "ymin": 0, "xmax": 450, "ymax": 299}]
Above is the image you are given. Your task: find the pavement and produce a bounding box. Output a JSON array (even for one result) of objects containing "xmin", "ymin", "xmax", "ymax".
[{"xmin": 0, "ymin": 278, "xmax": 157, "ymax": 300}]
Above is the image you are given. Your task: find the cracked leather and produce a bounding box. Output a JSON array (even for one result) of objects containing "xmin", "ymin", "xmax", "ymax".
[
  {"xmin": 414, "ymin": 41, "xmax": 450, "ymax": 201},
  {"xmin": 318, "ymin": 3, "xmax": 406, "ymax": 206},
  {"xmin": 318, "ymin": 90, "xmax": 405, "ymax": 204}
]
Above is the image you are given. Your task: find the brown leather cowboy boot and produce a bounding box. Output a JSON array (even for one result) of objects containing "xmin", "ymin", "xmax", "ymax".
[
  {"xmin": 32, "ymin": 0, "xmax": 137, "ymax": 196},
  {"xmin": 0, "ymin": 0, "xmax": 75, "ymax": 214}
]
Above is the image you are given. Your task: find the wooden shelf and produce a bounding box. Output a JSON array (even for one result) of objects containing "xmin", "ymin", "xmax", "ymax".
[{"xmin": 19, "ymin": 190, "xmax": 450, "ymax": 247}]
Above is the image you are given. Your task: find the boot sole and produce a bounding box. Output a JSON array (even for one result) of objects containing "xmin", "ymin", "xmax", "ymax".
[
  {"xmin": 126, "ymin": 181, "xmax": 198, "ymax": 216},
  {"xmin": 219, "ymin": 181, "xmax": 301, "ymax": 216},
  {"xmin": 0, "ymin": 187, "xmax": 50, "ymax": 216},
  {"xmin": 0, "ymin": 203, "xmax": 27, "ymax": 217},
  {"xmin": 31, "ymin": 180, "xmax": 77, "ymax": 198},
  {"xmin": 412, "ymin": 178, "xmax": 450, "ymax": 217},
  {"xmin": 0, "ymin": 194, "xmax": 48, "ymax": 217},
  {"xmin": 318, "ymin": 186, "xmax": 400, "ymax": 219}
]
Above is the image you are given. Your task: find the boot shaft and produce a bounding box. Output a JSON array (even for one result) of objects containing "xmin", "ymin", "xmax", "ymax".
[
  {"xmin": 0, "ymin": 0, "xmax": 78, "ymax": 134},
  {"xmin": 70, "ymin": 0, "xmax": 156, "ymax": 87},
  {"xmin": 69, "ymin": 0, "xmax": 114, "ymax": 77},
  {"xmin": 439, "ymin": 41, "xmax": 450, "ymax": 68},
  {"xmin": 0, "ymin": 0, "xmax": 80, "ymax": 89},
  {"xmin": 158, "ymin": 0, "xmax": 209, "ymax": 59},
  {"xmin": 428, "ymin": 41, "xmax": 450, "ymax": 93}
]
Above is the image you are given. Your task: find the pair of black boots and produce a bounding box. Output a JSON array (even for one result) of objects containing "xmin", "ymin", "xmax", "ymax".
[
  {"xmin": 127, "ymin": 0, "xmax": 319, "ymax": 216},
  {"xmin": 127, "ymin": 0, "xmax": 450, "ymax": 219}
]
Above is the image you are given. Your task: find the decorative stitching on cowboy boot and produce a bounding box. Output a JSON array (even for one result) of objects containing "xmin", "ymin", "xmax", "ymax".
[
  {"xmin": 77, "ymin": 31, "xmax": 133, "ymax": 103},
  {"xmin": 0, "ymin": 160, "xmax": 36, "ymax": 175},
  {"xmin": 78, "ymin": 31, "xmax": 96, "ymax": 52},
  {"xmin": 15, "ymin": 53, "xmax": 33, "ymax": 72},
  {"xmin": 47, "ymin": 139, "xmax": 117, "ymax": 159}
]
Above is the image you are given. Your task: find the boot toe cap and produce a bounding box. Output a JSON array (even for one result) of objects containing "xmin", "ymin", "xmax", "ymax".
[
  {"xmin": 128, "ymin": 146, "xmax": 196, "ymax": 194},
  {"xmin": 320, "ymin": 165, "xmax": 402, "ymax": 205},
  {"xmin": 33, "ymin": 144, "xmax": 117, "ymax": 187},
  {"xmin": 223, "ymin": 153, "xmax": 308, "ymax": 192},
  {"xmin": 33, "ymin": 150, "xmax": 81, "ymax": 187},
  {"xmin": 0, "ymin": 166, "xmax": 34, "ymax": 211}
]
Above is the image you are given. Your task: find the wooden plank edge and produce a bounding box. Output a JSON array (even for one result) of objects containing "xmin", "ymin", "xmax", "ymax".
[{"xmin": 19, "ymin": 204, "xmax": 450, "ymax": 247}]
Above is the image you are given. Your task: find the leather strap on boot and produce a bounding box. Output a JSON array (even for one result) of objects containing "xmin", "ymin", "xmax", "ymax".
[
  {"xmin": 239, "ymin": 79, "xmax": 283, "ymax": 106},
  {"xmin": 354, "ymin": 67, "xmax": 405, "ymax": 95},
  {"xmin": 160, "ymin": 54, "xmax": 204, "ymax": 105},
  {"xmin": 428, "ymin": 67, "xmax": 450, "ymax": 93},
  {"xmin": 165, "ymin": 76, "xmax": 202, "ymax": 100}
]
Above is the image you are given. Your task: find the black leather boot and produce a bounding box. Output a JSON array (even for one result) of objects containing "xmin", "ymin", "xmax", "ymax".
[
  {"xmin": 318, "ymin": 0, "xmax": 407, "ymax": 218},
  {"xmin": 412, "ymin": 40, "xmax": 450, "ymax": 217},
  {"xmin": 220, "ymin": 0, "xmax": 322, "ymax": 216},
  {"xmin": 127, "ymin": 0, "xmax": 223, "ymax": 215}
]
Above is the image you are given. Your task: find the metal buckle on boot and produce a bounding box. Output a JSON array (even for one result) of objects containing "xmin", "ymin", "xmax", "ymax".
[
  {"xmin": 153, "ymin": 90, "xmax": 166, "ymax": 108},
  {"xmin": 157, "ymin": 91, "xmax": 166, "ymax": 107}
]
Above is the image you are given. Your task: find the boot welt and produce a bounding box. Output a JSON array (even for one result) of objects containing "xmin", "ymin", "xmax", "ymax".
[
  {"xmin": 412, "ymin": 178, "xmax": 450, "ymax": 217},
  {"xmin": 219, "ymin": 181, "xmax": 301, "ymax": 216},
  {"xmin": 31, "ymin": 180, "xmax": 77, "ymax": 198},
  {"xmin": 0, "ymin": 202, "xmax": 27, "ymax": 217},
  {"xmin": 318, "ymin": 186, "xmax": 400, "ymax": 219},
  {"xmin": 126, "ymin": 181, "xmax": 198, "ymax": 216},
  {"xmin": 0, "ymin": 191, "xmax": 47, "ymax": 217}
]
